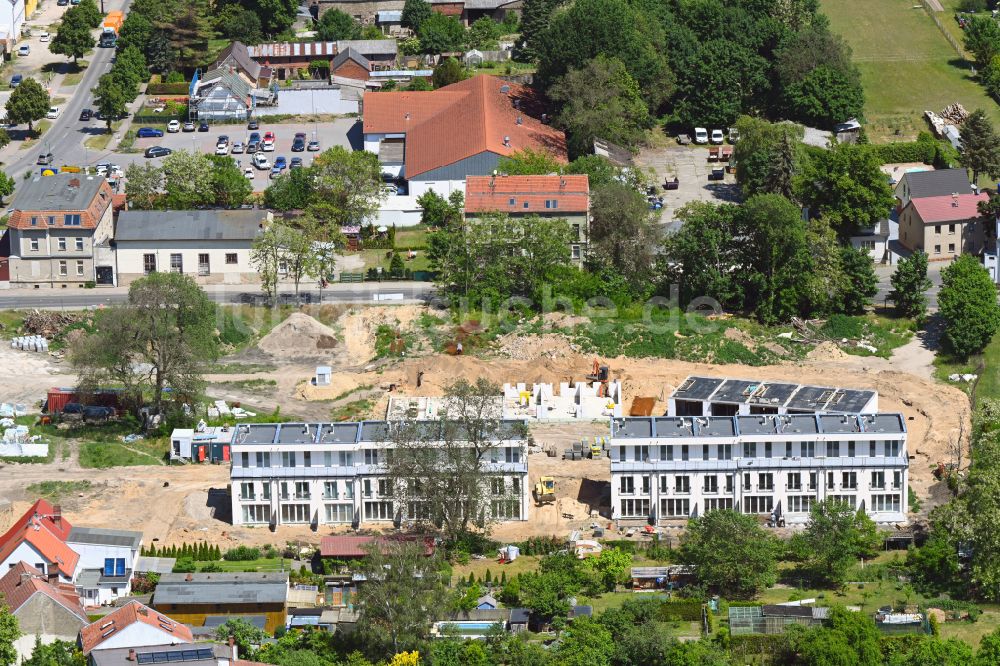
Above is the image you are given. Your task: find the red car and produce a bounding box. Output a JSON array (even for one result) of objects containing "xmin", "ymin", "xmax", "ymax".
[{"xmin": 263, "ymin": 131, "xmax": 275, "ymax": 142}]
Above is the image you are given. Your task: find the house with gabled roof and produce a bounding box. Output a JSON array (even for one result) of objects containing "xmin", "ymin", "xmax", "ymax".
[
  {"xmin": 1, "ymin": 562, "xmax": 88, "ymax": 662},
  {"xmin": 79, "ymin": 600, "xmax": 192, "ymax": 654},
  {"xmin": 362, "ymin": 74, "xmax": 567, "ymax": 196},
  {"xmin": 894, "ymin": 167, "xmax": 973, "ymax": 210},
  {"xmin": 0, "ymin": 499, "xmax": 78, "ymax": 582},
  {"xmin": 898, "ymin": 191, "xmax": 989, "ymax": 260}
]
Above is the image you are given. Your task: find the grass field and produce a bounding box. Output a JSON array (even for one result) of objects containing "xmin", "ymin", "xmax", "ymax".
[
  {"xmin": 822, "ymin": 0, "xmax": 1000, "ymax": 140},
  {"xmin": 934, "ymin": 327, "xmax": 1000, "ymax": 403}
]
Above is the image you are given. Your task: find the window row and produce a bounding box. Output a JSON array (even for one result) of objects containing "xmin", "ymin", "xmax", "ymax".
[
  {"xmin": 143, "ymin": 252, "xmax": 239, "ymax": 275},
  {"xmin": 615, "ymin": 440, "xmax": 903, "ymax": 462},
  {"xmin": 616, "ymin": 470, "xmax": 903, "ymax": 496},
  {"xmin": 26, "ymin": 237, "xmax": 85, "ymax": 252}
]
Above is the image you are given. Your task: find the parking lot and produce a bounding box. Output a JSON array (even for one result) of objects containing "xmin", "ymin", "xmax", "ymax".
[
  {"xmin": 634, "ymin": 145, "xmax": 742, "ymax": 230},
  {"xmin": 131, "ymin": 118, "xmax": 359, "ymax": 190}
]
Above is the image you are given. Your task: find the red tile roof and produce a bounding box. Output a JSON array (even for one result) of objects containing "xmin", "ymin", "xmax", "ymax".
[
  {"xmin": 363, "ymin": 74, "xmax": 567, "ymax": 178},
  {"xmin": 465, "ymin": 175, "xmax": 590, "ymax": 214},
  {"xmin": 0, "ymin": 500, "xmax": 78, "ymax": 578},
  {"xmin": 0, "ymin": 562, "xmax": 87, "ymax": 621},
  {"xmin": 908, "ymin": 192, "xmax": 988, "ymax": 223},
  {"xmin": 79, "ymin": 600, "xmax": 193, "ymax": 653},
  {"xmin": 319, "ymin": 535, "xmax": 435, "ymax": 558}
]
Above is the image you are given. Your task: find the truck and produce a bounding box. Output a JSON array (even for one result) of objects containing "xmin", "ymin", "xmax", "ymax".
[{"xmin": 99, "ymin": 10, "xmax": 123, "ymax": 48}]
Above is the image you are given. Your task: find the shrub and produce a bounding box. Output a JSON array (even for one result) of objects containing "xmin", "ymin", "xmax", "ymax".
[
  {"xmin": 223, "ymin": 545, "xmax": 261, "ymax": 561},
  {"xmin": 172, "ymin": 558, "xmax": 196, "ymax": 573},
  {"xmin": 146, "ymin": 82, "xmax": 190, "ymax": 95}
]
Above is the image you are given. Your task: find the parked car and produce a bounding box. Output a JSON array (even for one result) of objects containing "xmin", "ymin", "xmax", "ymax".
[
  {"xmin": 269, "ymin": 167, "xmax": 283, "ymax": 179},
  {"xmin": 215, "ymin": 144, "xmax": 229, "ymax": 155},
  {"xmin": 710, "ymin": 128, "xmax": 724, "ymax": 144},
  {"xmin": 166, "ymin": 119, "xmax": 180, "ymax": 132},
  {"xmin": 56, "ymin": 0, "xmax": 68, "ymax": 5},
  {"xmin": 17, "ymin": 45, "xmax": 29, "ymax": 56},
  {"xmin": 248, "ymin": 131, "xmax": 261, "ymax": 144},
  {"xmin": 37, "ymin": 153, "xmax": 54, "ymax": 165},
  {"xmin": 274, "ymin": 156, "xmax": 287, "ymax": 170},
  {"xmin": 307, "ymin": 140, "xmax": 320, "ymax": 151},
  {"xmin": 263, "ymin": 131, "xmax": 275, "ymax": 142},
  {"xmin": 9, "ymin": 74, "xmax": 22, "ymax": 87},
  {"xmin": 244, "ymin": 167, "xmax": 254, "ymax": 179},
  {"xmin": 198, "ymin": 121, "xmax": 209, "ymax": 132},
  {"xmin": 291, "ymin": 137, "xmax": 305, "ymax": 152},
  {"xmin": 246, "ymin": 141, "xmax": 258, "ymax": 154},
  {"xmin": 252, "ymin": 153, "xmax": 270, "ymax": 170},
  {"xmin": 247, "ymin": 119, "xmax": 259, "ymax": 130},
  {"xmin": 216, "ymin": 135, "xmax": 229, "ymax": 148},
  {"xmin": 45, "ymin": 106, "xmax": 60, "ymax": 119},
  {"xmin": 290, "ymin": 157, "xmax": 303, "ymax": 169},
  {"xmin": 232, "ymin": 141, "xmax": 245, "ymax": 154},
  {"xmin": 694, "ymin": 127, "xmax": 708, "ymax": 144},
  {"xmin": 136, "ymin": 127, "xmax": 163, "ymax": 138},
  {"xmin": 261, "ymin": 138, "xmax": 275, "ymax": 152},
  {"xmin": 79, "ymin": 108, "xmax": 92, "ymax": 121},
  {"xmin": 182, "ymin": 121, "xmax": 195, "ymax": 132},
  {"xmin": 728, "ymin": 127, "xmax": 740, "ymax": 143},
  {"xmin": 39, "ymin": 32, "xmax": 49, "ymax": 42},
  {"xmin": 145, "ymin": 146, "xmax": 172, "ymax": 158}
]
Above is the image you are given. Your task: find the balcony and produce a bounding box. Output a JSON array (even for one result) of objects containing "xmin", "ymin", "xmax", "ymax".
[{"xmin": 294, "ymin": 492, "xmax": 311, "ymax": 500}]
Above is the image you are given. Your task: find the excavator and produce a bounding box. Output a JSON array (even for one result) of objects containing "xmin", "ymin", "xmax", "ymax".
[
  {"xmin": 586, "ymin": 358, "xmax": 610, "ymax": 397},
  {"xmin": 534, "ymin": 476, "xmax": 556, "ymax": 505}
]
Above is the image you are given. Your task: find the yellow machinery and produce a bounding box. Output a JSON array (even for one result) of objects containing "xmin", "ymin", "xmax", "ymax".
[
  {"xmin": 534, "ymin": 476, "xmax": 556, "ymax": 505},
  {"xmin": 590, "ymin": 437, "xmax": 603, "ymax": 459}
]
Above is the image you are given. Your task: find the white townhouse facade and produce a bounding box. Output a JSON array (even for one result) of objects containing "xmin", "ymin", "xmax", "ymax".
[
  {"xmin": 609, "ymin": 413, "xmax": 908, "ymax": 525},
  {"xmin": 229, "ymin": 420, "xmax": 531, "ymax": 528}
]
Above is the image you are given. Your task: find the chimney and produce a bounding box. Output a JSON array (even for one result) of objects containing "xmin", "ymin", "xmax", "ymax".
[
  {"xmin": 228, "ymin": 635, "xmax": 237, "ymax": 661},
  {"xmin": 185, "ymin": 573, "xmax": 193, "ymax": 582},
  {"xmin": 47, "ymin": 571, "xmax": 59, "ymax": 584},
  {"xmin": 952, "ymin": 192, "xmax": 960, "ymax": 206},
  {"xmin": 502, "ymin": 136, "xmax": 510, "ymax": 147},
  {"xmin": 52, "ymin": 505, "xmax": 62, "ymax": 529},
  {"xmin": 127, "ymin": 649, "xmax": 136, "ymax": 662},
  {"xmin": 516, "ymin": 115, "xmax": 522, "ymax": 125},
  {"xmin": 68, "ymin": 178, "xmax": 80, "ymax": 189}
]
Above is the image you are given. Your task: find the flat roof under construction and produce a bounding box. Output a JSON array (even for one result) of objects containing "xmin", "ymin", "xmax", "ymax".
[{"xmin": 671, "ymin": 376, "xmax": 875, "ymax": 413}]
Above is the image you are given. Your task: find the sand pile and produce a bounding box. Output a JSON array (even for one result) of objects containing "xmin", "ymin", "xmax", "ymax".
[{"xmin": 258, "ymin": 313, "xmax": 339, "ymax": 358}]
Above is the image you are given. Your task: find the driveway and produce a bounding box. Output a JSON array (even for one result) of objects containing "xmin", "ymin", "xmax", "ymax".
[{"xmin": 634, "ymin": 145, "xmax": 741, "ymax": 230}]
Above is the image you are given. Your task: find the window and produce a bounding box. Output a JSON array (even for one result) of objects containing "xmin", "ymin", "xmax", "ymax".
[
  {"xmin": 828, "ymin": 441, "xmax": 840, "ymax": 457},
  {"xmin": 76, "ymin": 261, "xmax": 84, "ymax": 277},
  {"xmin": 571, "ymin": 223, "xmax": 580, "ymax": 240},
  {"xmin": 57, "ymin": 238, "xmax": 66, "ymax": 251},
  {"xmin": 802, "ymin": 442, "xmax": 815, "ymax": 457},
  {"xmin": 240, "ymin": 482, "xmax": 254, "ymax": 500},
  {"xmin": 725, "ymin": 474, "xmax": 734, "ymax": 492},
  {"xmin": 934, "ymin": 225, "xmax": 941, "ymax": 234},
  {"xmin": 934, "ymin": 244, "xmax": 941, "ymax": 254},
  {"xmin": 170, "ymin": 253, "xmax": 182, "ymax": 273},
  {"xmin": 720, "ymin": 444, "xmax": 732, "ymax": 460},
  {"xmin": 872, "ymin": 494, "xmax": 901, "ymax": 512},
  {"xmin": 303, "ymin": 451, "xmax": 311, "ymax": 467},
  {"xmin": 660, "ymin": 498, "xmax": 690, "ymax": 517},
  {"xmin": 198, "ymin": 253, "xmax": 210, "ymax": 276},
  {"xmin": 619, "ymin": 498, "xmax": 649, "ymax": 518},
  {"xmin": 674, "ymin": 475, "xmax": 690, "ymax": 494},
  {"xmin": 280, "ymin": 504, "xmax": 310, "ymax": 523},
  {"xmin": 279, "ymin": 482, "xmax": 290, "ymax": 500},
  {"xmin": 870, "ymin": 441, "xmax": 877, "ymax": 457},
  {"xmin": 239, "ymin": 452, "xmax": 249, "ymax": 468},
  {"xmin": 491, "ymin": 478, "xmax": 506, "ymax": 496},
  {"xmin": 659, "ymin": 445, "xmax": 673, "ymax": 461},
  {"xmin": 226, "ymin": 253, "xmax": 238, "ymax": 265},
  {"xmin": 787, "ymin": 472, "xmax": 801, "ymax": 490},
  {"xmin": 63, "ymin": 214, "xmax": 81, "ymax": 226},
  {"xmin": 619, "ymin": 476, "xmax": 634, "ymax": 495},
  {"xmin": 58, "ymin": 260, "xmax": 67, "ymax": 276},
  {"xmin": 523, "ymin": 202, "xmax": 529, "ymax": 209},
  {"xmin": 143, "ymin": 254, "xmax": 156, "ymax": 274},
  {"xmin": 785, "ymin": 442, "xmax": 792, "ymax": 457},
  {"xmin": 764, "ymin": 442, "xmax": 772, "ymax": 458},
  {"xmin": 871, "ymin": 471, "xmax": 885, "ymax": 489},
  {"xmin": 641, "ymin": 475, "xmax": 650, "ymax": 495},
  {"xmin": 29, "ymin": 238, "xmax": 38, "ymax": 252},
  {"xmin": 294, "ymin": 481, "xmax": 310, "ymax": 499},
  {"xmin": 758, "ymin": 473, "xmax": 773, "ymax": 491},
  {"xmin": 255, "ymin": 451, "xmax": 270, "ymax": 467},
  {"xmin": 47, "ymin": 216, "xmax": 55, "ymax": 226},
  {"xmin": 363, "ymin": 479, "xmax": 372, "ymax": 498},
  {"xmin": 828, "ymin": 495, "xmax": 856, "ymax": 509},
  {"xmin": 787, "ymin": 495, "xmax": 815, "ymax": 513},
  {"xmin": 364, "ymin": 501, "xmax": 394, "ymax": 520},
  {"xmin": 242, "ymin": 505, "xmax": 270, "ymax": 524},
  {"xmin": 103, "ymin": 558, "xmax": 125, "ymax": 576},
  {"xmin": 827, "ymin": 471, "xmax": 835, "ymax": 488},
  {"xmin": 281, "ymin": 451, "xmax": 293, "ymax": 467},
  {"xmin": 888, "ymin": 441, "xmax": 901, "ymax": 456},
  {"xmin": 949, "ymin": 223, "xmax": 955, "ymax": 234},
  {"xmin": 635, "ymin": 445, "xmax": 648, "ymax": 462},
  {"xmin": 508, "ymin": 197, "xmax": 516, "ymax": 205},
  {"xmin": 75, "ymin": 238, "xmax": 83, "ymax": 251},
  {"xmin": 702, "ymin": 445, "xmax": 709, "ymax": 461},
  {"xmin": 364, "ymin": 448, "xmax": 380, "ymax": 465},
  {"xmin": 30, "ymin": 216, "xmax": 37, "ymax": 226},
  {"xmin": 892, "ymin": 471, "xmax": 903, "ymax": 489},
  {"xmin": 743, "ymin": 496, "xmax": 773, "ymax": 514},
  {"xmin": 743, "ymin": 473, "xmax": 751, "ymax": 491},
  {"xmin": 703, "ymin": 475, "xmax": 718, "ymax": 493},
  {"xmin": 659, "ymin": 475, "xmax": 669, "ymax": 493},
  {"xmin": 809, "ymin": 472, "xmax": 818, "ymax": 490},
  {"xmin": 492, "ymin": 499, "xmax": 521, "ymax": 519},
  {"xmin": 743, "ymin": 442, "xmax": 754, "ymax": 458},
  {"xmin": 262, "ymin": 484, "xmax": 270, "ymax": 500},
  {"xmin": 842, "ymin": 472, "xmax": 857, "ymax": 490},
  {"xmin": 948, "ymin": 243, "xmax": 955, "ymax": 253},
  {"xmin": 325, "ymin": 504, "xmax": 353, "ymax": 523},
  {"xmin": 848, "ymin": 441, "xmax": 856, "ymax": 457},
  {"xmin": 377, "ymin": 478, "xmax": 392, "ymax": 497},
  {"xmin": 345, "ymin": 481, "xmax": 354, "ymax": 499},
  {"xmin": 571, "ymin": 245, "xmax": 580, "ymax": 260},
  {"xmin": 681, "ymin": 445, "xmax": 689, "ymax": 461},
  {"xmin": 705, "ymin": 498, "xmax": 734, "ymax": 512},
  {"xmin": 617, "ymin": 446, "xmax": 627, "ymax": 462},
  {"xmin": 324, "ymin": 481, "xmax": 338, "ymax": 499}
]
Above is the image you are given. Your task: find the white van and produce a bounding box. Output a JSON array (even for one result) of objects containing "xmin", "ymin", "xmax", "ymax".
[{"xmin": 694, "ymin": 127, "xmax": 708, "ymax": 144}]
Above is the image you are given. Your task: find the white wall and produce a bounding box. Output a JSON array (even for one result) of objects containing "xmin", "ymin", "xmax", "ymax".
[
  {"xmin": 67, "ymin": 542, "xmax": 136, "ymax": 572},
  {"xmin": 408, "ymin": 179, "xmax": 464, "ymax": 197},
  {"xmin": 115, "ymin": 242, "xmax": 255, "ymax": 284},
  {"xmin": 0, "ymin": 542, "xmax": 61, "ymax": 579},
  {"xmin": 90, "ymin": 622, "xmax": 190, "ymax": 652},
  {"xmin": 374, "ymin": 194, "xmax": 422, "ymax": 228},
  {"xmin": 268, "ymin": 89, "xmax": 358, "ymax": 116}
]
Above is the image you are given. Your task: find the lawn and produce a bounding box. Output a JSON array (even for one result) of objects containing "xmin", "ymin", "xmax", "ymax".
[
  {"xmin": 822, "ymin": 0, "xmax": 1000, "ymax": 141},
  {"xmin": 934, "ymin": 327, "xmax": 1000, "ymax": 403},
  {"xmin": 192, "ymin": 558, "xmax": 288, "ymax": 572},
  {"xmin": 452, "ymin": 555, "xmax": 541, "ymax": 584},
  {"xmin": 78, "ymin": 438, "xmax": 169, "ymax": 468},
  {"xmin": 26, "ymin": 480, "xmax": 92, "ymax": 502},
  {"xmin": 354, "ymin": 227, "xmax": 432, "ymax": 273}
]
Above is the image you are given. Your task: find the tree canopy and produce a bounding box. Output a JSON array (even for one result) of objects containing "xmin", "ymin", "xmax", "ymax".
[
  {"xmin": 939, "ymin": 254, "xmax": 1000, "ymax": 359},
  {"xmin": 680, "ymin": 510, "xmax": 779, "ymax": 598}
]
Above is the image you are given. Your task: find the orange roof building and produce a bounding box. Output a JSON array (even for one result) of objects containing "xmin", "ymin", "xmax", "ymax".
[
  {"xmin": 79, "ymin": 600, "xmax": 193, "ymax": 654},
  {"xmin": 362, "ymin": 75, "xmax": 567, "ymax": 195},
  {"xmin": 1, "ymin": 562, "xmax": 88, "ymax": 660},
  {"xmin": 0, "ymin": 500, "xmax": 79, "ymax": 581}
]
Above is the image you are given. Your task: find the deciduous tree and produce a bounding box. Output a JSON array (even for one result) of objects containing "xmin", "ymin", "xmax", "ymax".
[
  {"xmin": 783, "ymin": 64, "xmax": 864, "ymax": 129},
  {"xmin": 161, "ymin": 150, "xmax": 214, "ymax": 209},
  {"xmin": 5, "ymin": 77, "xmax": 50, "ymax": 131},
  {"xmin": 316, "ymin": 8, "xmax": 360, "ymax": 41},
  {"xmin": 680, "ymin": 510, "xmax": 779, "ymax": 598},
  {"xmin": 889, "ymin": 250, "xmax": 932, "ymax": 318},
  {"xmin": 77, "ymin": 0, "xmax": 103, "ymax": 28},
  {"xmin": 123, "ymin": 163, "xmax": 164, "ymax": 210},
  {"xmin": 208, "ymin": 155, "xmax": 253, "ymax": 209},
  {"xmin": 964, "ymin": 15, "xmax": 1000, "ymax": 69},
  {"xmin": 51, "ymin": 8, "xmax": 95, "ymax": 63},
  {"xmin": 588, "ymin": 183, "xmax": 660, "ymax": 296},
  {"xmin": 0, "ymin": 606, "xmax": 18, "ymax": 666},
  {"xmin": 960, "ymin": 109, "xmax": 1000, "ymax": 183},
  {"xmin": 732, "ymin": 116, "xmax": 804, "ymax": 199},
  {"xmin": 92, "ymin": 74, "xmax": 128, "ymax": 131},
  {"xmin": 432, "ymin": 57, "xmax": 466, "ymax": 88},
  {"xmin": 401, "ymin": 0, "xmax": 432, "ymax": 31},
  {"xmin": 308, "ymin": 146, "xmax": 385, "ymax": 230},
  {"xmin": 795, "ymin": 499, "xmax": 882, "ymax": 587},
  {"xmin": 837, "ymin": 245, "xmax": 878, "ymax": 314},
  {"xmin": 418, "ymin": 13, "xmax": 467, "ymax": 54},
  {"xmin": 939, "ymin": 254, "xmax": 1000, "ymax": 359},
  {"xmin": 21, "ymin": 638, "xmax": 84, "ymax": 666}
]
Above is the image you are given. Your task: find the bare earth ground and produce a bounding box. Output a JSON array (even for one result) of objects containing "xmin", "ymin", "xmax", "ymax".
[{"xmin": 0, "ymin": 305, "xmax": 969, "ymax": 546}]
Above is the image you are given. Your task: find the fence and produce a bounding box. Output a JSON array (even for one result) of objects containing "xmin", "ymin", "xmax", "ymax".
[{"xmin": 921, "ymin": 0, "xmax": 965, "ymax": 59}]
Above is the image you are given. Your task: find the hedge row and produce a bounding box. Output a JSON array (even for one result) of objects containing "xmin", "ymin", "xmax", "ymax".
[
  {"xmin": 147, "ymin": 82, "xmax": 190, "ymax": 95},
  {"xmin": 658, "ymin": 600, "xmax": 703, "ymax": 622}
]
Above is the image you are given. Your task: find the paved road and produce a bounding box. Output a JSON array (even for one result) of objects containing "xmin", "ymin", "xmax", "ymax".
[
  {"xmin": 3, "ymin": 0, "xmax": 133, "ymax": 179},
  {"xmin": 874, "ymin": 261, "xmax": 944, "ymax": 311},
  {"xmin": 0, "ymin": 281, "xmax": 435, "ymax": 309}
]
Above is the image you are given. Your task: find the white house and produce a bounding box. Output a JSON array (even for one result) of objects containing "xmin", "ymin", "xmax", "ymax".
[
  {"xmin": 79, "ymin": 601, "xmax": 193, "ymax": 654},
  {"xmin": 67, "ymin": 526, "xmax": 142, "ymax": 606},
  {"xmin": 0, "ymin": 500, "xmax": 78, "ymax": 584},
  {"xmin": 0, "ymin": 0, "xmax": 26, "ymax": 53},
  {"xmin": 114, "ymin": 209, "xmax": 270, "ymax": 285}
]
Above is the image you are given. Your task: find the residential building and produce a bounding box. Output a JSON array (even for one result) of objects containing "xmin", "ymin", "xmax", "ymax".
[
  {"xmin": 668, "ymin": 376, "xmax": 878, "ymax": 417},
  {"xmin": 609, "ymin": 413, "xmax": 908, "ymax": 525},
  {"xmin": 88, "ymin": 643, "xmax": 235, "ymax": 666},
  {"xmin": 248, "ymin": 40, "xmax": 398, "ymax": 80},
  {"xmin": 893, "ymin": 167, "xmax": 971, "ymax": 210},
  {"xmin": 0, "ymin": 0, "xmax": 25, "ymax": 55},
  {"xmin": 898, "ymin": 192, "xmax": 989, "ymax": 259},
  {"xmin": 213, "ymin": 41, "xmax": 271, "ymax": 87},
  {"xmin": 362, "ymin": 74, "xmax": 567, "ymax": 196},
  {"xmin": 190, "ymin": 68, "xmax": 255, "ymax": 122},
  {"xmin": 170, "ymin": 425, "xmax": 236, "ymax": 462},
  {"xmin": 229, "ymin": 420, "xmax": 530, "ymax": 529},
  {"xmin": 151, "ymin": 572, "xmax": 289, "ymax": 633},
  {"xmin": 78, "ymin": 601, "xmax": 192, "ymax": 654},
  {"xmin": 113, "ymin": 210, "xmax": 269, "ymax": 285},
  {"xmin": 0, "ymin": 562, "xmax": 88, "ymax": 662},
  {"xmin": 464, "ymin": 174, "xmax": 590, "ymax": 264},
  {"xmin": 6, "ymin": 173, "xmax": 115, "ymax": 287},
  {"xmin": 67, "ymin": 526, "xmax": 143, "ymax": 606},
  {"xmin": 0, "ymin": 499, "xmax": 78, "ymax": 583},
  {"xmin": 330, "ymin": 48, "xmax": 372, "ymax": 81},
  {"xmin": 850, "ymin": 219, "xmax": 890, "ymax": 264}
]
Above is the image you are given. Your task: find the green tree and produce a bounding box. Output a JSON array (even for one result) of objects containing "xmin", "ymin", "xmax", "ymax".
[
  {"xmin": 92, "ymin": 74, "xmax": 129, "ymax": 131},
  {"xmin": 732, "ymin": 116, "xmax": 804, "ymax": 199},
  {"xmin": 515, "ymin": 0, "xmax": 564, "ymax": 62},
  {"xmin": 468, "ymin": 17, "xmax": 503, "ymax": 50},
  {"xmin": 663, "ymin": 201, "xmax": 742, "ymax": 309},
  {"xmin": 308, "ymin": 146, "xmax": 386, "ymax": 229},
  {"xmin": 964, "ymin": 16, "xmax": 1000, "ymax": 69},
  {"xmin": 796, "ymin": 500, "xmax": 882, "ymax": 587},
  {"xmin": 144, "ymin": 31, "xmax": 176, "ymax": 74},
  {"xmin": 214, "ymin": 619, "xmax": 268, "ymax": 660},
  {"xmin": 263, "ymin": 167, "xmax": 315, "ymax": 211},
  {"xmin": 161, "ymin": 150, "xmax": 215, "ymax": 209},
  {"xmin": 117, "ymin": 12, "xmax": 154, "ymax": 56},
  {"xmin": 5, "ymin": 77, "xmax": 50, "ymax": 132},
  {"xmin": 432, "ymin": 57, "xmax": 467, "ymax": 88},
  {"xmin": 215, "ymin": 5, "xmax": 263, "ymax": 43},
  {"xmin": 250, "ymin": 223, "xmax": 284, "ymax": 302},
  {"xmin": 837, "ymin": 245, "xmax": 878, "ymax": 314},
  {"xmin": 588, "ymin": 183, "xmax": 660, "ymax": 296},
  {"xmin": 795, "ymin": 607, "xmax": 881, "ymax": 666},
  {"xmin": 417, "ymin": 190, "xmax": 463, "ymax": 228},
  {"xmin": 891, "ymin": 636, "xmax": 974, "ymax": 665},
  {"xmin": 0, "ymin": 606, "xmax": 18, "ymax": 666},
  {"xmin": 960, "ymin": 109, "xmax": 1000, "ymax": 183},
  {"xmin": 983, "ymin": 55, "xmax": 1000, "ymax": 101},
  {"xmin": 775, "ymin": 23, "xmax": 854, "ymax": 88},
  {"xmin": 796, "ymin": 142, "xmax": 894, "ymax": 238},
  {"xmin": 555, "ymin": 616, "xmax": 614, "ymax": 666},
  {"xmin": 22, "ymin": 638, "xmax": 84, "ymax": 666},
  {"xmin": 316, "ymin": 9, "xmax": 360, "ymax": 41},
  {"xmin": 115, "ymin": 46, "xmax": 150, "ymax": 89},
  {"xmin": 239, "ymin": 0, "xmax": 298, "ymax": 35},
  {"xmin": 497, "ymin": 148, "xmax": 562, "ymax": 175},
  {"xmin": 208, "ymin": 155, "xmax": 253, "ymax": 208},
  {"xmin": 50, "ymin": 8, "xmax": 94, "ymax": 64},
  {"xmin": 123, "ymin": 163, "xmax": 164, "ymax": 210},
  {"xmin": 389, "ymin": 251, "xmax": 405, "ymax": 278},
  {"xmin": 401, "ymin": 0, "xmax": 432, "ymax": 31},
  {"xmin": 355, "ymin": 541, "xmax": 447, "ymax": 654},
  {"xmin": 548, "ymin": 55, "xmax": 651, "ymax": 157},
  {"xmin": 976, "ymin": 627, "xmax": 1000, "ymax": 666},
  {"xmin": 0, "ymin": 172, "xmax": 15, "ymax": 201},
  {"xmin": 939, "ymin": 254, "xmax": 1000, "ymax": 359},
  {"xmin": 587, "ymin": 547, "xmax": 632, "ymax": 592},
  {"xmin": 783, "ymin": 64, "xmax": 864, "ymax": 130},
  {"xmin": 405, "ymin": 76, "xmax": 432, "ymax": 91},
  {"xmin": 672, "ymin": 40, "xmax": 768, "ymax": 127},
  {"xmin": 76, "ymin": 0, "xmax": 103, "ymax": 27},
  {"xmin": 418, "ymin": 13, "xmax": 467, "ymax": 54},
  {"xmin": 889, "ymin": 251, "xmax": 932, "ymax": 318},
  {"xmin": 907, "ymin": 529, "xmax": 960, "ymax": 596},
  {"xmin": 69, "ymin": 273, "xmax": 218, "ymax": 413},
  {"xmin": 680, "ymin": 510, "xmax": 778, "ymax": 598}
]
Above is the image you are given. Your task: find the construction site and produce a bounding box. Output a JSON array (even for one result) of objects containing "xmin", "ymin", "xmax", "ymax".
[{"xmin": 0, "ymin": 303, "xmax": 970, "ymax": 548}]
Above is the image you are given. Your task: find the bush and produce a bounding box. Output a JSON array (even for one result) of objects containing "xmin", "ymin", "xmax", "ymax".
[
  {"xmin": 172, "ymin": 557, "xmax": 196, "ymax": 573},
  {"xmin": 223, "ymin": 545, "xmax": 261, "ymax": 561},
  {"xmin": 659, "ymin": 600, "xmax": 703, "ymax": 622},
  {"xmin": 959, "ymin": 0, "xmax": 988, "ymax": 11},
  {"xmin": 146, "ymin": 82, "xmax": 190, "ymax": 95},
  {"xmin": 870, "ymin": 136, "xmax": 936, "ymax": 165},
  {"xmin": 201, "ymin": 561, "xmax": 223, "ymax": 572}
]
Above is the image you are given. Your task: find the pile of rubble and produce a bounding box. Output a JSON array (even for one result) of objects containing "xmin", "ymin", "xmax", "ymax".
[
  {"xmin": 20, "ymin": 310, "xmax": 80, "ymax": 337},
  {"xmin": 940, "ymin": 103, "xmax": 969, "ymax": 125}
]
